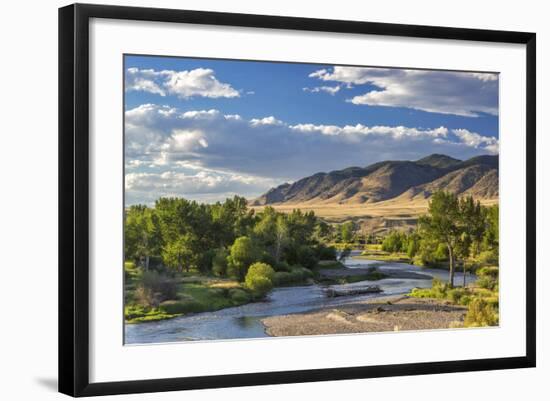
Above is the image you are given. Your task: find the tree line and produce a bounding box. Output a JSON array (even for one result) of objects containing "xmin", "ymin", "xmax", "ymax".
[
  {"xmin": 125, "ymin": 196, "xmax": 335, "ymax": 292},
  {"xmin": 380, "ymin": 192, "xmax": 498, "ymax": 287}
]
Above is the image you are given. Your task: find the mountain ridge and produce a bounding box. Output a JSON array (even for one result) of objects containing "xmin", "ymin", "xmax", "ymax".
[{"xmin": 252, "ymin": 154, "xmax": 498, "ymax": 206}]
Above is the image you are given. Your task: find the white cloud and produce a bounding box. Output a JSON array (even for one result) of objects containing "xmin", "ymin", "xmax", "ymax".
[
  {"xmin": 309, "ymin": 66, "xmax": 498, "ymax": 117},
  {"xmin": 303, "ymin": 85, "xmax": 341, "ymax": 95},
  {"xmin": 125, "ymin": 169, "xmax": 279, "ymax": 205},
  {"xmin": 250, "ymin": 116, "xmax": 284, "ymax": 126},
  {"xmin": 125, "ymin": 68, "xmax": 166, "ymax": 96},
  {"xmin": 290, "ymin": 123, "xmax": 449, "ymax": 139},
  {"xmin": 125, "ymin": 67, "xmax": 240, "ymax": 99},
  {"xmin": 125, "ymin": 104, "xmax": 499, "ymax": 188},
  {"xmin": 452, "ymin": 128, "xmax": 499, "ymax": 154}
]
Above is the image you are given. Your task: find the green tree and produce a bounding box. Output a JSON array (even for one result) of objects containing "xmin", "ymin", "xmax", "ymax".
[
  {"xmin": 406, "ymin": 232, "xmax": 421, "ymax": 258},
  {"xmin": 274, "ymin": 215, "xmax": 289, "ymax": 263},
  {"xmin": 124, "ymin": 205, "xmax": 161, "ymax": 270},
  {"xmin": 481, "ymin": 204, "xmax": 499, "ymax": 262},
  {"xmin": 227, "ymin": 236, "xmax": 260, "ymax": 280},
  {"xmin": 162, "ymin": 234, "xmax": 194, "ymax": 272},
  {"xmin": 458, "ymin": 196, "xmax": 485, "ymax": 286},
  {"xmin": 340, "ymin": 221, "xmax": 355, "ymax": 243},
  {"xmin": 211, "ymin": 248, "xmax": 228, "ymax": 276},
  {"xmin": 314, "ymin": 220, "xmax": 333, "ymax": 242},
  {"xmin": 381, "ymin": 231, "xmax": 405, "ymax": 253},
  {"xmin": 245, "ymin": 262, "xmax": 275, "ymax": 297},
  {"xmin": 418, "ymin": 191, "xmax": 462, "ymax": 287}
]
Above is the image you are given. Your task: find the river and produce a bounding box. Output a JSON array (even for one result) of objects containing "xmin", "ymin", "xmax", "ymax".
[{"xmin": 124, "ymin": 251, "xmax": 475, "ymax": 344}]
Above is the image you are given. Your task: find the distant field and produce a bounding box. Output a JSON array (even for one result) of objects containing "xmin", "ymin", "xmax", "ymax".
[{"xmin": 251, "ymin": 197, "xmax": 499, "ymax": 233}]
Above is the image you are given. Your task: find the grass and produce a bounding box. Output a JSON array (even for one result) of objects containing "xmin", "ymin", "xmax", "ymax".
[
  {"xmin": 273, "ymin": 266, "xmax": 314, "ymax": 287},
  {"xmin": 314, "ymin": 260, "xmax": 347, "ymax": 269},
  {"xmin": 409, "ymin": 275, "xmax": 499, "ymax": 327},
  {"xmin": 124, "ymin": 264, "xmax": 254, "ymax": 324},
  {"xmin": 358, "ymin": 244, "xmax": 410, "ymax": 263},
  {"xmin": 251, "ymin": 198, "xmax": 498, "ymax": 222}
]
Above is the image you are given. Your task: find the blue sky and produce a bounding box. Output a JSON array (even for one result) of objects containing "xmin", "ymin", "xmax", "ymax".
[{"xmin": 124, "ymin": 55, "xmax": 499, "ymax": 205}]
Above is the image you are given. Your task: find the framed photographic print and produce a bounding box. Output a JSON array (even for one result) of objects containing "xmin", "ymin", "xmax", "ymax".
[{"xmin": 58, "ymin": 3, "xmax": 536, "ymax": 397}]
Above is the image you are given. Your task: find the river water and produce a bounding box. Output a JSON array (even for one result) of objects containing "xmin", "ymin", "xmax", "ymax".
[{"xmin": 124, "ymin": 251, "xmax": 475, "ymax": 344}]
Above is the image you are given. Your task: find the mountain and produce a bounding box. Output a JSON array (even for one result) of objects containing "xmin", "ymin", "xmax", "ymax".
[
  {"xmin": 252, "ymin": 154, "xmax": 498, "ymax": 206},
  {"xmin": 416, "ymin": 154, "xmax": 462, "ymax": 169}
]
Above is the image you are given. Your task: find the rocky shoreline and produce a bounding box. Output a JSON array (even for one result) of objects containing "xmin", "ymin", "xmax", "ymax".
[{"xmin": 262, "ymin": 295, "xmax": 467, "ymax": 337}]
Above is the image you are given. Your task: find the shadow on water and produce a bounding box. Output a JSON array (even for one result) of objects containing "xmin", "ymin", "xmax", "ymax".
[{"xmin": 235, "ymin": 316, "xmax": 259, "ymax": 329}]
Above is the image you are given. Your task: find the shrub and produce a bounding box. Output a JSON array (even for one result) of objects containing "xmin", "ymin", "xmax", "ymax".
[
  {"xmin": 273, "ymin": 266, "xmax": 313, "ymax": 286},
  {"xmin": 259, "ymin": 251, "xmax": 277, "ymax": 267},
  {"xmin": 273, "ymin": 271, "xmax": 293, "ymax": 286},
  {"xmin": 464, "ymin": 298, "xmax": 499, "ymax": 327},
  {"xmin": 274, "ymin": 260, "xmax": 291, "ymax": 272},
  {"xmin": 477, "ymin": 266, "xmax": 499, "ymax": 279},
  {"xmin": 135, "ymin": 271, "xmax": 177, "ymax": 308},
  {"xmin": 476, "ymin": 266, "xmax": 498, "ymax": 290},
  {"xmin": 296, "ymin": 245, "xmax": 319, "ymax": 269},
  {"xmin": 245, "ymin": 262, "xmax": 275, "ymax": 297},
  {"xmin": 447, "ymin": 288, "xmax": 467, "ymax": 304},
  {"xmin": 476, "ymin": 250, "xmax": 498, "ymax": 265},
  {"xmin": 229, "ymin": 288, "xmax": 251, "ymax": 303},
  {"xmin": 317, "ymin": 244, "xmax": 337, "ymax": 261}
]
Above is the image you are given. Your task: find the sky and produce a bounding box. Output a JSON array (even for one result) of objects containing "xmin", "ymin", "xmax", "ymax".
[{"xmin": 124, "ymin": 55, "xmax": 499, "ymax": 205}]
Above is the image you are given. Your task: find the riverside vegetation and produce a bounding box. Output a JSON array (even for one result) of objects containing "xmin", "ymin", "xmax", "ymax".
[
  {"xmin": 124, "ymin": 196, "xmax": 337, "ymax": 323},
  {"xmin": 334, "ymin": 191, "xmax": 500, "ymax": 327},
  {"xmin": 124, "ymin": 191, "xmax": 499, "ymax": 329}
]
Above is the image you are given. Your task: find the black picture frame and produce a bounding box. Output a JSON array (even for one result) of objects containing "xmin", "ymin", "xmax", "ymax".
[{"xmin": 59, "ymin": 3, "xmax": 536, "ymax": 397}]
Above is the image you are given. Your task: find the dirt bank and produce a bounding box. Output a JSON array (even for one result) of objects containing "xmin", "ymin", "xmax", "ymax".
[{"xmin": 262, "ymin": 295, "xmax": 467, "ymax": 336}]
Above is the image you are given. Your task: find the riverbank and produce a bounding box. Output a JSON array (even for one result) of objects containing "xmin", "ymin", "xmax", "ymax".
[
  {"xmin": 357, "ymin": 244, "xmax": 411, "ymax": 263},
  {"xmin": 125, "ymin": 262, "xmax": 319, "ymax": 324},
  {"xmin": 124, "ymin": 260, "xmax": 261, "ymax": 324},
  {"xmin": 262, "ymin": 295, "xmax": 468, "ymax": 336}
]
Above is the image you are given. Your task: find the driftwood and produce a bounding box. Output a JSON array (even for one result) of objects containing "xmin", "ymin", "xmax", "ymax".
[{"xmin": 323, "ymin": 285, "xmax": 382, "ymax": 298}]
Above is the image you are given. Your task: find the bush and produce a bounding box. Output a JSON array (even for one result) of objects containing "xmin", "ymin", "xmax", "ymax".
[
  {"xmin": 274, "ymin": 260, "xmax": 291, "ymax": 272},
  {"xmin": 476, "ymin": 250, "xmax": 498, "ymax": 265},
  {"xmin": 464, "ymin": 298, "xmax": 499, "ymax": 327},
  {"xmin": 245, "ymin": 262, "xmax": 275, "ymax": 297},
  {"xmin": 135, "ymin": 271, "xmax": 177, "ymax": 308},
  {"xmin": 259, "ymin": 251, "xmax": 277, "ymax": 267},
  {"xmin": 317, "ymin": 244, "xmax": 337, "ymax": 261},
  {"xmin": 447, "ymin": 288, "xmax": 467, "ymax": 304},
  {"xmin": 476, "ymin": 266, "xmax": 498, "ymax": 290},
  {"xmin": 273, "ymin": 271, "xmax": 293, "ymax": 286},
  {"xmin": 477, "ymin": 266, "xmax": 499, "ymax": 279},
  {"xmin": 229, "ymin": 288, "xmax": 251, "ymax": 303},
  {"xmin": 381, "ymin": 231, "xmax": 405, "ymax": 253},
  {"xmin": 295, "ymin": 245, "xmax": 319, "ymax": 269},
  {"xmin": 273, "ymin": 266, "xmax": 313, "ymax": 286}
]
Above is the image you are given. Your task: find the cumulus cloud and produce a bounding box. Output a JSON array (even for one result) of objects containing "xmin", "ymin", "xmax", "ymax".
[
  {"xmin": 290, "ymin": 123, "xmax": 449, "ymax": 139},
  {"xmin": 125, "ymin": 67, "xmax": 240, "ymax": 99},
  {"xmin": 303, "ymin": 85, "xmax": 341, "ymax": 95},
  {"xmin": 125, "ymin": 169, "xmax": 279, "ymax": 205},
  {"xmin": 250, "ymin": 116, "xmax": 284, "ymax": 126},
  {"xmin": 125, "ymin": 104, "xmax": 499, "ymax": 189},
  {"xmin": 452, "ymin": 128, "xmax": 499, "ymax": 154},
  {"xmin": 309, "ymin": 66, "xmax": 498, "ymax": 117}
]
